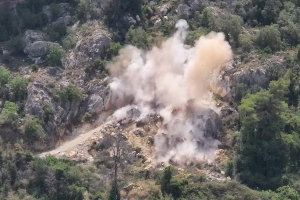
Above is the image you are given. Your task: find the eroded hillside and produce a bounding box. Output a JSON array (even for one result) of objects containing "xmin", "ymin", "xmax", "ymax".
[{"xmin": 0, "ymin": 0, "xmax": 299, "ymax": 199}]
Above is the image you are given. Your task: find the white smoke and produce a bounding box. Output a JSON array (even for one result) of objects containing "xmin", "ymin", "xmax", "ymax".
[{"xmin": 107, "ymin": 19, "xmax": 232, "ymax": 165}]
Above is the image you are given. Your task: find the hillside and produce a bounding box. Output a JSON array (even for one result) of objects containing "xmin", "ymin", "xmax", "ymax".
[{"xmin": 0, "ymin": 0, "xmax": 299, "ymax": 199}]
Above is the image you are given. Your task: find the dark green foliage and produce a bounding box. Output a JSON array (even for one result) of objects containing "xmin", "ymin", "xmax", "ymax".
[
  {"xmin": 9, "ymin": 76, "xmax": 29, "ymax": 101},
  {"xmin": 186, "ymin": 28, "xmax": 208, "ymax": 45},
  {"xmin": 30, "ymin": 64, "xmax": 39, "ymax": 72},
  {"xmin": 85, "ymin": 60, "xmax": 107, "ymax": 78},
  {"xmin": 160, "ymin": 167, "xmax": 172, "ymax": 195},
  {"xmin": 0, "ymin": 67, "xmax": 12, "ymax": 89},
  {"xmin": 24, "ymin": 116, "xmax": 46, "ymax": 142},
  {"xmin": 201, "ymin": 7, "xmax": 216, "ymax": 29},
  {"xmin": 107, "ymin": 42, "xmax": 122, "ymax": 58},
  {"xmin": 236, "ymin": 66, "xmax": 300, "ymax": 189},
  {"xmin": 222, "ymin": 15, "xmax": 243, "ymax": 43},
  {"xmin": 76, "ymin": 0, "xmax": 90, "ymax": 21},
  {"xmin": 28, "ymin": 156, "xmax": 87, "ymax": 199},
  {"xmin": 256, "ymin": 25, "xmax": 281, "ymax": 52},
  {"xmin": 47, "ymin": 23, "xmax": 67, "ymax": 42},
  {"xmin": 43, "ymin": 103, "xmax": 54, "ymax": 123},
  {"xmin": 236, "ymin": 86, "xmax": 289, "ymax": 189},
  {"xmin": 0, "ymin": 101, "xmax": 19, "ymax": 125},
  {"xmin": 104, "ymin": 0, "xmax": 143, "ymax": 37},
  {"xmin": 159, "ymin": 167, "xmax": 187, "ymax": 199},
  {"xmin": 276, "ymin": 185, "xmax": 300, "ymax": 200},
  {"xmin": 0, "ymin": 8, "xmax": 19, "ymax": 41},
  {"xmin": 126, "ymin": 27, "xmax": 151, "ymax": 49},
  {"xmin": 278, "ymin": 2, "xmax": 300, "ymax": 46},
  {"xmin": 238, "ymin": 0, "xmax": 283, "ymax": 25},
  {"xmin": 58, "ymin": 84, "xmax": 83, "ymax": 102},
  {"xmin": 0, "ymin": 0, "xmax": 77, "ymax": 42},
  {"xmin": 109, "ymin": 181, "xmax": 121, "ymax": 200},
  {"xmin": 238, "ymin": 33, "xmax": 254, "ymax": 52},
  {"xmin": 62, "ymin": 34, "xmax": 77, "ymax": 50},
  {"xmin": 47, "ymin": 46, "xmax": 65, "ymax": 66}
]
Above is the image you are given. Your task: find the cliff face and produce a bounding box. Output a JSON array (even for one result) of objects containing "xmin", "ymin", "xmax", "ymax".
[{"xmin": 0, "ymin": 0, "xmax": 24, "ymax": 10}]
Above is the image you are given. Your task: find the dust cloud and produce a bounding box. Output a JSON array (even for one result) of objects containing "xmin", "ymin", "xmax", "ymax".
[{"xmin": 107, "ymin": 19, "xmax": 232, "ymax": 165}]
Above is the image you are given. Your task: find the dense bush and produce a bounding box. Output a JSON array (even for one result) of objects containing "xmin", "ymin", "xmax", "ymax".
[
  {"xmin": 278, "ymin": 2, "xmax": 300, "ymax": 46},
  {"xmin": 47, "ymin": 46, "xmax": 65, "ymax": 66},
  {"xmin": 0, "ymin": 0, "xmax": 77, "ymax": 42},
  {"xmin": 236, "ymin": 88, "xmax": 289, "ymax": 189},
  {"xmin": 85, "ymin": 60, "xmax": 107, "ymax": 78},
  {"xmin": 0, "ymin": 150, "xmax": 89, "ymax": 200},
  {"xmin": 238, "ymin": 0, "xmax": 283, "ymax": 25},
  {"xmin": 104, "ymin": 0, "xmax": 143, "ymax": 37},
  {"xmin": 47, "ymin": 23, "xmax": 67, "ymax": 42},
  {"xmin": 256, "ymin": 25, "xmax": 281, "ymax": 52},
  {"xmin": 24, "ymin": 116, "xmax": 46, "ymax": 142},
  {"xmin": 9, "ymin": 76, "xmax": 29, "ymax": 102},
  {"xmin": 62, "ymin": 34, "xmax": 77, "ymax": 50},
  {"xmin": 236, "ymin": 66, "xmax": 300, "ymax": 189},
  {"xmin": 126, "ymin": 27, "xmax": 151, "ymax": 49},
  {"xmin": 58, "ymin": 84, "xmax": 83, "ymax": 102},
  {"xmin": 0, "ymin": 101, "xmax": 19, "ymax": 125},
  {"xmin": 238, "ymin": 33, "xmax": 254, "ymax": 52},
  {"xmin": 0, "ymin": 67, "xmax": 12, "ymax": 89},
  {"xmin": 186, "ymin": 28, "xmax": 208, "ymax": 45},
  {"xmin": 222, "ymin": 15, "xmax": 243, "ymax": 43}
]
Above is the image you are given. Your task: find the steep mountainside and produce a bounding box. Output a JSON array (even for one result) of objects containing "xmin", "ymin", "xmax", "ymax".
[{"xmin": 0, "ymin": 0, "xmax": 299, "ymax": 199}]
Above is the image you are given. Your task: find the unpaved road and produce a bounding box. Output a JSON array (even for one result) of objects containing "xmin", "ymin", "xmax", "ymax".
[{"xmin": 38, "ymin": 112, "xmax": 114, "ymax": 160}]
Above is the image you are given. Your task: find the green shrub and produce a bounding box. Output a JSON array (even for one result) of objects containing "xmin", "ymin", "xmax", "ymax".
[
  {"xmin": 68, "ymin": 185, "xmax": 85, "ymax": 200},
  {"xmin": 256, "ymin": 25, "xmax": 281, "ymax": 52},
  {"xmin": 47, "ymin": 23, "xmax": 67, "ymax": 42},
  {"xmin": 76, "ymin": 0, "xmax": 90, "ymax": 21},
  {"xmin": 109, "ymin": 181, "xmax": 121, "ymax": 200},
  {"xmin": 222, "ymin": 15, "xmax": 243, "ymax": 42},
  {"xmin": 186, "ymin": 28, "xmax": 208, "ymax": 45},
  {"xmin": 126, "ymin": 27, "xmax": 151, "ymax": 49},
  {"xmin": 62, "ymin": 34, "xmax": 77, "ymax": 50},
  {"xmin": 276, "ymin": 186, "xmax": 300, "ymax": 200},
  {"xmin": 59, "ymin": 85, "xmax": 83, "ymax": 102},
  {"xmin": 43, "ymin": 103, "xmax": 54, "ymax": 123},
  {"xmin": 239, "ymin": 33, "xmax": 254, "ymax": 52},
  {"xmin": 47, "ymin": 46, "xmax": 65, "ymax": 66},
  {"xmin": 201, "ymin": 7, "xmax": 216, "ymax": 29},
  {"xmin": 104, "ymin": 0, "xmax": 142, "ymax": 30},
  {"xmin": 24, "ymin": 116, "xmax": 46, "ymax": 142},
  {"xmin": 107, "ymin": 42, "xmax": 122, "ymax": 58},
  {"xmin": 30, "ymin": 64, "xmax": 39, "ymax": 72},
  {"xmin": 0, "ymin": 101, "xmax": 19, "ymax": 125},
  {"xmin": 9, "ymin": 76, "xmax": 29, "ymax": 101},
  {"xmin": 0, "ymin": 67, "xmax": 12, "ymax": 88},
  {"xmin": 85, "ymin": 60, "xmax": 107, "ymax": 77},
  {"xmin": 280, "ymin": 23, "xmax": 299, "ymax": 46},
  {"xmin": 160, "ymin": 167, "xmax": 173, "ymax": 195}
]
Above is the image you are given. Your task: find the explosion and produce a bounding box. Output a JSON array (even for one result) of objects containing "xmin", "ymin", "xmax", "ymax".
[{"xmin": 107, "ymin": 19, "xmax": 232, "ymax": 165}]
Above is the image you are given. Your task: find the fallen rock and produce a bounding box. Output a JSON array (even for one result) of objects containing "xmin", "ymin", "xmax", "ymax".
[{"xmin": 24, "ymin": 41, "xmax": 61, "ymax": 61}]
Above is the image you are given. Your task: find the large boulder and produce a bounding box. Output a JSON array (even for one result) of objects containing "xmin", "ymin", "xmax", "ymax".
[
  {"xmin": 24, "ymin": 41, "xmax": 60, "ymax": 60},
  {"xmin": 86, "ymin": 79, "xmax": 110, "ymax": 114},
  {"xmin": 176, "ymin": 4, "xmax": 192, "ymax": 18},
  {"xmin": 23, "ymin": 30, "xmax": 47, "ymax": 47},
  {"xmin": 25, "ymin": 80, "xmax": 63, "ymax": 135},
  {"xmin": 64, "ymin": 22, "xmax": 111, "ymax": 80},
  {"xmin": 76, "ymin": 33, "xmax": 111, "ymax": 60},
  {"xmin": 231, "ymin": 55, "xmax": 286, "ymax": 89}
]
